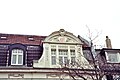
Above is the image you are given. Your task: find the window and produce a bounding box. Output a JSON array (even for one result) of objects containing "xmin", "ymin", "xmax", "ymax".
[
  {"xmin": 59, "ymin": 49, "xmax": 68, "ymax": 65},
  {"xmin": 0, "ymin": 36, "xmax": 7, "ymax": 40},
  {"xmin": 11, "ymin": 49, "xmax": 23, "ymax": 65},
  {"xmin": 50, "ymin": 45, "xmax": 77, "ymax": 66},
  {"xmin": 105, "ymin": 52, "xmax": 120, "ymax": 63},
  {"xmin": 51, "ymin": 49, "xmax": 56, "ymax": 65},
  {"xmin": 70, "ymin": 50, "xmax": 76, "ymax": 63},
  {"xmin": 28, "ymin": 37, "xmax": 34, "ymax": 41}
]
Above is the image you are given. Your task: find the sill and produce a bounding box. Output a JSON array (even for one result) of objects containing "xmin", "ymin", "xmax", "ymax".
[
  {"xmin": 0, "ymin": 66, "xmax": 33, "ymax": 69},
  {"xmin": 11, "ymin": 63, "xmax": 23, "ymax": 66},
  {"xmin": 9, "ymin": 65, "xmax": 27, "ymax": 68},
  {"xmin": 107, "ymin": 62, "xmax": 120, "ymax": 64},
  {"xmin": 11, "ymin": 64, "xmax": 23, "ymax": 66}
]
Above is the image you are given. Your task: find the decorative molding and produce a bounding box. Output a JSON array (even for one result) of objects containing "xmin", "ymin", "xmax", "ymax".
[
  {"xmin": 8, "ymin": 73, "xmax": 24, "ymax": 78},
  {"xmin": 43, "ymin": 29, "xmax": 83, "ymax": 44},
  {"xmin": 47, "ymin": 73, "xmax": 61, "ymax": 78},
  {"xmin": 77, "ymin": 47, "xmax": 81, "ymax": 53}
]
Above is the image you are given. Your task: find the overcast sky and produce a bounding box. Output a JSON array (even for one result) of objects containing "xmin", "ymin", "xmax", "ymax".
[{"xmin": 0, "ymin": 0, "xmax": 120, "ymax": 48}]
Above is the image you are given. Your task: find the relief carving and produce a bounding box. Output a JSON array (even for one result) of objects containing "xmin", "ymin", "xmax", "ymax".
[{"xmin": 8, "ymin": 73, "xmax": 24, "ymax": 78}]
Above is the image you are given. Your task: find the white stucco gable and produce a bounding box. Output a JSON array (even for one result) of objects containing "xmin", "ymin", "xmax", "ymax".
[
  {"xmin": 43, "ymin": 29, "xmax": 82, "ymax": 44},
  {"xmin": 33, "ymin": 29, "xmax": 90, "ymax": 68}
]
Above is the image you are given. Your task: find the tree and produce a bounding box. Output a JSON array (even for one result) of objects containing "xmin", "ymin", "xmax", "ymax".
[
  {"xmin": 58, "ymin": 25, "xmax": 105, "ymax": 80},
  {"xmin": 58, "ymin": 26, "xmax": 120, "ymax": 80}
]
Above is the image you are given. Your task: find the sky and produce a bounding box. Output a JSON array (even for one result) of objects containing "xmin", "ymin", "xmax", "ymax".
[{"xmin": 0, "ymin": 0, "xmax": 120, "ymax": 48}]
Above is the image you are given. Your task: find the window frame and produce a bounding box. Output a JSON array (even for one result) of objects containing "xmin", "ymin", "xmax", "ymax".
[
  {"xmin": 70, "ymin": 49, "xmax": 76, "ymax": 63},
  {"xmin": 59, "ymin": 49, "xmax": 68, "ymax": 65},
  {"xmin": 11, "ymin": 49, "xmax": 24, "ymax": 65},
  {"xmin": 50, "ymin": 45, "xmax": 77, "ymax": 66},
  {"xmin": 51, "ymin": 49, "xmax": 56, "ymax": 65},
  {"xmin": 105, "ymin": 51, "xmax": 120, "ymax": 63}
]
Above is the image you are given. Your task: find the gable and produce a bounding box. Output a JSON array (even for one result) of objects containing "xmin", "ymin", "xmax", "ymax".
[{"xmin": 43, "ymin": 29, "xmax": 83, "ymax": 45}]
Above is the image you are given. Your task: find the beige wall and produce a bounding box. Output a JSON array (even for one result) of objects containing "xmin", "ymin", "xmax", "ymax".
[{"xmin": 0, "ymin": 72, "xmax": 72, "ymax": 80}]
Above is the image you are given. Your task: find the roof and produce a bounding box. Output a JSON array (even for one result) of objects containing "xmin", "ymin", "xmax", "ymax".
[
  {"xmin": 78, "ymin": 35, "xmax": 90, "ymax": 47},
  {"xmin": 0, "ymin": 33, "xmax": 46, "ymax": 45},
  {"xmin": 83, "ymin": 47, "xmax": 101, "ymax": 63},
  {"xmin": 99, "ymin": 48, "xmax": 120, "ymax": 56},
  {"xmin": 0, "ymin": 32, "xmax": 89, "ymax": 47}
]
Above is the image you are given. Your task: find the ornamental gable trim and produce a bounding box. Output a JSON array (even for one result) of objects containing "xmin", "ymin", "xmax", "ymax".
[{"xmin": 43, "ymin": 29, "xmax": 83, "ymax": 45}]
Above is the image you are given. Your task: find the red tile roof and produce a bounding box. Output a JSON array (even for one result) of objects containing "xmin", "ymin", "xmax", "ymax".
[{"xmin": 0, "ymin": 33, "xmax": 46, "ymax": 45}]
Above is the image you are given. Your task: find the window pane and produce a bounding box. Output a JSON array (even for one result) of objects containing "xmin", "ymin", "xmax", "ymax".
[
  {"xmin": 18, "ymin": 55, "xmax": 23, "ymax": 64},
  {"xmin": 59, "ymin": 49, "xmax": 68, "ymax": 55},
  {"xmin": 12, "ymin": 49, "xmax": 17, "ymax": 53},
  {"xmin": 12, "ymin": 55, "xmax": 17, "ymax": 64},
  {"xmin": 51, "ymin": 56, "xmax": 56, "ymax": 65},
  {"xmin": 71, "ymin": 57, "xmax": 75, "ymax": 63},
  {"xmin": 51, "ymin": 49, "xmax": 56, "ymax": 55},
  {"xmin": 64, "ymin": 57, "xmax": 68, "ymax": 64},
  {"xmin": 18, "ymin": 50, "xmax": 21, "ymax": 53},
  {"xmin": 59, "ymin": 50, "xmax": 62, "ymax": 55},
  {"xmin": 70, "ymin": 50, "xmax": 75, "ymax": 55},
  {"xmin": 59, "ymin": 56, "xmax": 63, "ymax": 65},
  {"xmin": 107, "ymin": 53, "xmax": 118, "ymax": 63}
]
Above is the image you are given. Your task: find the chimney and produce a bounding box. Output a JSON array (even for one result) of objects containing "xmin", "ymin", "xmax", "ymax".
[{"xmin": 105, "ymin": 36, "xmax": 112, "ymax": 48}]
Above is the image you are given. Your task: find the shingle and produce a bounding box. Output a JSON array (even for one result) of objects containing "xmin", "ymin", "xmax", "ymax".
[{"xmin": 0, "ymin": 33, "xmax": 46, "ymax": 45}]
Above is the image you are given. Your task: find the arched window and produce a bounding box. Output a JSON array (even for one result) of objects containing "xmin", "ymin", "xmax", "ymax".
[{"xmin": 11, "ymin": 49, "xmax": 23, "ymax": 65}]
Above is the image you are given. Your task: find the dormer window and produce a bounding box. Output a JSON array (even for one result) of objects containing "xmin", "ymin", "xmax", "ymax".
[
  {"xmin": 28, "ymin": 37, "xmax": 34, "ymax": 41},
  {"xmin": 0, "ymin": 36, "xmax": 7, "ymax": 40},
  {"xmin": 105, "ymin": 52, "xmax": 120, "ymax": 63},
  {"xmin": 11, "ymin": 49, "xmax": 23, "ymax": 65}
]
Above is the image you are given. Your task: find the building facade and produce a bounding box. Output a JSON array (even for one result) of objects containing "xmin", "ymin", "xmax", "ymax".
[
  {"xmin": 0, "ymin": 29, "xmax": 118, "ymax": 80},
  {"xmin": 0, "ymin": 33, "xmax": 45, "ymax": 79},
  {"xmin": 0, "ymin": 29, "xmax": 92, "ymax": 80}
]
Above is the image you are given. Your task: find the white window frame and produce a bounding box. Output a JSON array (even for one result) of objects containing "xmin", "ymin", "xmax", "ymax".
[
  {"xmin": 70, "ymin": 49, "xmax": 76, "ymax": 63},
  {"xmin": 105, "ymin": 52, "xmax": 120, "ymax": 63},
  {"xmin": 51, "ymin": 49, "xmax": 56, "ymax": 65},
  {"xmin": 11, "ymin": 49, "xmax": 23, "ymax": 65},
  {"xmin": 50, "ymin": 45, "xmax": 77, "ymax": 66},
  {"xmin": 59, "ymin": 49, "xmax": 68, "ymax": 65}
]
